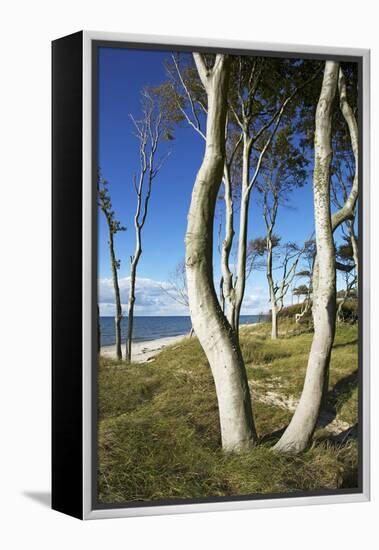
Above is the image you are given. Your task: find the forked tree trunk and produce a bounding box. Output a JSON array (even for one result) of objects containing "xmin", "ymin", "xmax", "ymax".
[
  {"xmin": 185, "ymin": 53, "xmax": 257, "ymax": 452},
  {"xmin": 274, "ymin": 61, "xmax": 339, "ymax": 453},
  {"xmin": 124, "ymin": 88, "xmax": 165, "ymax": 363}
]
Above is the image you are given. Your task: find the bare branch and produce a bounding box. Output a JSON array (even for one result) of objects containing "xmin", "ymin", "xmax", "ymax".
[
  {"xmin": 331, "ymin": 67, "xmax": 359, "ymax": 231},
  {"xmin": 171, "ymin": 54, "xmax": 206, "ymax": 140},
  {"xmin": 193, "ymin": 53, "xmax": 209, "ymax": 88}
]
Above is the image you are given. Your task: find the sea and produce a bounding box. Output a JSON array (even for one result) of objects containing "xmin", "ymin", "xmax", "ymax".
[{"xmin": 99, "ymin": 315, "xmax": 267, "ymax": 347}]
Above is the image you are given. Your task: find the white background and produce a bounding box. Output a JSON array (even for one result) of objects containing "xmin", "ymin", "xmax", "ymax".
[{"xmin": 1, "ymin": 1, "xmax": 377, "ymax": 548}]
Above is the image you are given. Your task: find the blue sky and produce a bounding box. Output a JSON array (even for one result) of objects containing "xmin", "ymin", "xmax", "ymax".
[{"xmin": 97, "ymin": 47, "xmax": 350, "ymax": 317}]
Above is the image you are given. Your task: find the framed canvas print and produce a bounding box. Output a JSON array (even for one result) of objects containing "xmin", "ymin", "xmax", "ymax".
[{"xmin": 52, "ymin": 31, "xmax": 370, "ymax": 520}]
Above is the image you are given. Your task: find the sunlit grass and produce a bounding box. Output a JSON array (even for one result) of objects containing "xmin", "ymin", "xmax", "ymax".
[{"xmin": 97, "ymin": 322, "xmax": 358, "ymax": 504}]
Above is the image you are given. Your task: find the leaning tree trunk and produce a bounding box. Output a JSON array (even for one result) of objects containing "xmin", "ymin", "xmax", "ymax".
[
  {"xmin": 266, "ymin": 235, "xmax": 278, "ymax": 340},
  {"xmin": 220, "ymin": 166, "xmax": 236, "ymax": 327},
  {"xmin": 108, "ymin": 229, "xmax": 123, "ymax": 361},
  {"xmin": 349, "ymin": 221, "xmax": 359, "ymax": 285},
  {"xmin": 320, "ymin": 66, "xmax": 359, "ymax": 404},
  {"xmin": 233, "ymin": 137, "xmax": 253, "ymax": 335},
  {"xmin": 185, "ymin": 53, "xmax": 257, "ymax": 453},
  {"xmin": 126, "ymin": 212, "xmax": 143, "ymax": 363},
  {"xmin": 271, "ymin": 306, "xmax": 278, "ymax": 340},
  {"xmin": 126, "ymin": 254, "xmax": 139, "ymax": 363},
  {"xmin": 274, "ymin": 61, "xmax": 339, "ymax": 453}
]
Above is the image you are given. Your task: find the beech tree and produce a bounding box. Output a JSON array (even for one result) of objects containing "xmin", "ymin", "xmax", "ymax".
[
  {"xmin": 336, "ymin": 237, "xmax": 357, "ymax": 322},
  {"xmin": 293, "ymin": 284, "xmax": 311, "ymax": 304},
  {"xmin": 185, "ymin": 53, "xmax": 257, "ymax": 452},
  {"xmin": 331, "ymin": 153, "xmax": 358, "ymax": 287},
  {"xmin": 161, "ymin": 260, "xmax": 195, "ymax": 337},
  {"xmin": 320, "ymin": 66, "xmax": 358, "ymax": 403},
  {"xmin": 164, "ymin": 260, "xmax": 189, "ymax": 308},
  {"xmin": 98, "ymin": 173, "xmax": 126, "ymax": 360},
  {"xmin": 274, "ymin": 61, "xmax": 340, "ymax": 453},
  {"xmin": 126, "ymin": 88, "xmax": 172, "ymax": 362},
  {"xmin": 293, "ymin": 240, "xmax": 316, "ymax": 323},
  {"xmin": 170, "ymin": 55, "xmax": 320, "ymax": 335},
  {"xmin": 247, "ymin": 235, "xmax": 303, "ymax": 338},
  {"xmin": 274, "ymin": 63, "xmax": 358, "ymax": 453},
  {"xmin": 253, "ymin": 127, "xmax": 308, "ymax": 338},
  {"xmin": 266, "ymin": 241, "xmax": 303, "ymax": 339},
  {"xmin": 220, "ymin": 60, "xmax": 319, "ymax": 335}
]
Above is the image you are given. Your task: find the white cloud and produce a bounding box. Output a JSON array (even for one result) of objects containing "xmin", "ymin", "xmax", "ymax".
[
  {"xmin": 98, "ymin": 276, "xmax": 188, "ymax": 316},
  {"xmin": 240, "ymin": 288, "xmax": 270, "ymax": 315},
  {"xmin": 99, "ymin": 276, "xmax": 272, "ymax": 317}
]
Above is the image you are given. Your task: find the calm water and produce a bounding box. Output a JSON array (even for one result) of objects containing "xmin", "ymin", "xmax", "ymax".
[{"xmin": 100, "ymin": 315, "xmax": 266, "ymax": 347}]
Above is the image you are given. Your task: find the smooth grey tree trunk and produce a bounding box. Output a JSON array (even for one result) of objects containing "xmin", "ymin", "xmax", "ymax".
[
  {"xmin": 349, "ymin": 220, "xmax": 359, "ymax": 288},
  {"xmin": 126, "ymin": 265, "xmax": 136, "ymax": 363},
  {"xmin": 185, "ymin": 53, "xmax": 257, "ymax": 453},
  {"xmin": 221, "ymin": 137, "xmax": 253, "ymax": 335},
  {"xmin": 107, "ymin": 228, "xmax": 123, "ymax": 361},
  {"xmin": 320, "ymin": 66, "xmax": 359, "ymax": 403},
  {"xmin": 274, "ymin": 61, "xmax": 339, "ymax": 453},
  {"xmin": 331, "ymin": 68, "xmax": 358, "ymax": 232},
  {"xmin": 266, "ymin": 224, "xmax": 278, "ymax": 340},
  {"xmin": 126, "ymin": 236, "xmax": 141, "ymax": 363},
  {"xmin": 233, "ymin": 155, "xmax": 252, "ymax": 336},
  {"xmin": 220, "ymin": 166, "xmax": 236, "ymax": 327},
  {"xmin": 271, "ymin": 306, "xmax": 278, "ymax": 340},
  {"xmin": 267, "ymin": 243, "xmax": 279, "ymax": 340}
]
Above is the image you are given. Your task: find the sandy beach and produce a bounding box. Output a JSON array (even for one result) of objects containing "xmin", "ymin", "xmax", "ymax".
[
  {"xmin": 101, "ymin": 334, "xmax": 187, "ymax": 363},
  {"xmin": 100, "ymin": 322, "xmax": 265, "ymax": 363}
]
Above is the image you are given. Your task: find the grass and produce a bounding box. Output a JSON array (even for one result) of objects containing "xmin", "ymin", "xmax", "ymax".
[{"xmin": 97, "ymin": 321, "xmax": 359, "ymax": 504}]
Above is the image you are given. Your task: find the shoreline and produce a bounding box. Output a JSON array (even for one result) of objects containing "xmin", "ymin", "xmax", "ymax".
[
  {"xmin": 100, "ymin": 321, "xmax": 265, "ymax": 364},
  {"xmin": 101, "ymin": 334, "xmax": 187, "ymax": 363}
]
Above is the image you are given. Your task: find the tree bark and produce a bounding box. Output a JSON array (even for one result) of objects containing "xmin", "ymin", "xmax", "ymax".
[
  {"xmin": 185, "ymin": 53, "xmax": 257, "ymax": 452},
  {"xmin": 274, "ymin": 61, "xmax": 339, "ymax": 453},
  {"xmin": 220, "ymin": 165, "xmax": 236, "ymax": 327},
  {"xmin": 331, "ymin": 68, "xmax": 358, "ymax": 232},
  {"xmin": 107, "ymin": 227, "xmax": 123, "ymax": 361},
  {"xmin": 349, "ymin": 220, "xmax": 359, "ymax": 288},
  {"xmin": 126, "ymin": 229, "xmax": 142, "ymax": 363},
  {"xmin": 318, "ymin": 66, "xmax": 359, "ymax": 403},
  {"xmin": 271, "ymin": 306, "xmax": 278, "ymax": 340},
  {"xmin": 233, "ymin": 137, "xmax": 253, "ymax": 335},
  {"xmin": 267, "ymin": 236, "xmax": 278, "ymax": 339},
  {"xmin": 264, "ymin": 195, "xmax": 280, "ymax": 340}
]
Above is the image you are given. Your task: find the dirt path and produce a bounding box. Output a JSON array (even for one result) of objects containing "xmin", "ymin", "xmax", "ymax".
[{"xmin": 249, "ymin": 379, "xmax": 351, "ymax": 437}]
